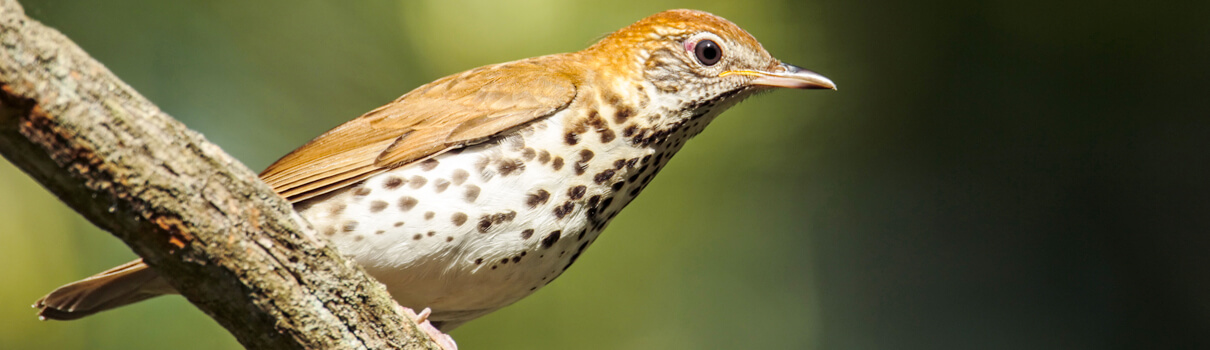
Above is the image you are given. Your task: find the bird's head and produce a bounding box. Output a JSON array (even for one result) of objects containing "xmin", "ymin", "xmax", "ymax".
[{"xmin": 582, "ymin": 9, "xmax": 834, "ymax": 112}]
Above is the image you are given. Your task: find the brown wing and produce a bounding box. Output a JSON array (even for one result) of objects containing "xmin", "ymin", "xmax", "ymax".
[{"xmin": 260, "ymin": 58, "xmax": 579, "ymax": 202}]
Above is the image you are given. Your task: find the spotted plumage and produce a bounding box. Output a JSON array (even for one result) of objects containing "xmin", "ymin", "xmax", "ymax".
[{"xmin": 34, "ymin": 9, "xmax": 834, "ymax": 334}]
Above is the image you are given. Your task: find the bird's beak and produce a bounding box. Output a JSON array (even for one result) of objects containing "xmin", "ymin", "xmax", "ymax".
[{"xmin": 722, "ymin": 63, "xmax": 836, "ymax": 90}]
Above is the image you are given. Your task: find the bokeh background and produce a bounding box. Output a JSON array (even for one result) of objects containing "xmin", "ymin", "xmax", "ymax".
[{"xmin": 3, "ymin": 0, "xmax": 1208, "ymax": 349}]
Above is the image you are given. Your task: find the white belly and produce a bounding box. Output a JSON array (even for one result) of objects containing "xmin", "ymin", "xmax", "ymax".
[{"xmin": 295, "ymin": 116, "xmax": 657, "ymax": 328}]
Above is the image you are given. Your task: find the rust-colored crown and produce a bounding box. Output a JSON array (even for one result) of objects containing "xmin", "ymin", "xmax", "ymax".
[
  {"xmin": 582, "ymin": 10, "xmax": 772, "ymax": 78},
  {"xmin": 592, "ymin": 10, "xmax": 764, "ymax": 51}
]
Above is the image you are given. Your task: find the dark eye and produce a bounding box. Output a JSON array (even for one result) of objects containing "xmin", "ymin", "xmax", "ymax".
[{"xmin": 693, "ymin": 39, "xmax": 722, "ymax": 66}]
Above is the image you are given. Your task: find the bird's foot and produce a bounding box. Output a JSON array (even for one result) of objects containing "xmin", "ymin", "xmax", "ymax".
[{"xmin": 398, "ymin": 305, "xmax": 458, "ymax": 350}]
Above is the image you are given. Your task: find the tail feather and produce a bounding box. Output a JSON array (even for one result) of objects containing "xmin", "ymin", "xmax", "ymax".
[{"xmin": 35, "ymin": 259, "xmax": 175, "ymax": 320}]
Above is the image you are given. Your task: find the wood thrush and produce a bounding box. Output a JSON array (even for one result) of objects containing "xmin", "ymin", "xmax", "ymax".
[{"xmin": 35, "ymin": 9, "xmax": 834, "ymax": 332}]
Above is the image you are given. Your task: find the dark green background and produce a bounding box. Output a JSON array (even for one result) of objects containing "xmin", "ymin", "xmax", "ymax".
[{"xmin": 2, "ymin": 0, "xmax": 1207, "ymax": 349}]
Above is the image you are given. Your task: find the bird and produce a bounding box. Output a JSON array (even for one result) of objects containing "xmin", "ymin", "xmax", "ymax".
[{"xmin": 34, "ymin": 9, "xmax": 834, "ymax": 332}]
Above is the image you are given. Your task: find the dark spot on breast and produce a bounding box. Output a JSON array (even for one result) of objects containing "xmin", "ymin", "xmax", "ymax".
[
  {"xmin": 577, "ymin": 229, "xmax": 587, "ymax": 240},
  {"xmin": 537, "ymin": 150, "xmax": 551, "ymax": 164},
  {"xmin": 553, "ymin": 202, "xmax": 574, "ymax": 219},
  {"xmin": 394, "ymin": 221, "xmax": 404, "ymax": 227},
  {"xmin": 600, "ymin": 197, "xmax": 613, "ymax": 209},
  {"xmin": 478, "ymin": 218, "xmax": 492, "ymax": 233},
  {"xmin": 413, "ymin": 233, "xmax": 423, "ymax": 240},
  {"xmin": 526, "ymin": 189, "xmax": 551, "ymax": 208},
  {"xmin": 425, "ymin": 211, "xmax": 435, "ymax": 220},
  {"xmin": 330, "ymin": 203, "xmax": 347, "ymax": 215},
  {"xmin": 568, "ymin": 185, "xmax": 586, "ymax": 200},
  {"xmin": 464, "ymin": 185, "xmax": 481, "ymax": 203},
  {"xmin": 631, "ymin": 130, "xmax": 647, "ymax": 145},
  {"xmin": 497, "ymin": 158, "xmax": 525, "ymax": 176},
  {"xmin": 323, "ymin": 227, "xmax": 337, "ymax": 236},
  {"xmin": 354, "ymin": 187, "xmax": 372, "ymax": 196},
  {"xmin": 613, "ymin": 159, "xmax": 626, "ymax": 169},
  {"xmin": 614, "ymin": 106, "xmax": 633, "ymax": 124},
  {"xmin": 605, "ymin": 91, "xmax": 621, "ymax": 106},
  {"xmin": 521, "ymin": 229, "xmax": 534, "ymax": 239},
  {"xmin": 398, "ymin": 196, "xmax": 418, "ymax": 211},
  {"xmin": 587, "ymin": 195, "xmax": 601, "ymax": 208},
  {"xmin": 522, "ymin": 148, "xmax": 537, "ymax": 160},
  {"xmin": 384, "ymin": 176, "xmax": 404, "ymax": 189},
  {"xmin": 623, "ymin": 125, "xmax": 637, "ymax": 137},
  {"xmin": 574, "ymin": 149, "xmax": 594, "ymax": 175},
  {"xmin": 565, "ymin": 132, "xmax": 579, "ymax": 145},
  {"xmin": 475, "ymin": 258, "xmax": 483, "ymax": 265},
  {"xmin": 501, "ymin": 258, "xmax": 509, "ymax": 264},
  {"xmin": 451, "ymin": 169, "xmax": 469, "ymax": 185},
  {"xmin": 552, "ymin": 157, "xmax": 564, "ymax": 171},
  {"xmin": 593, "ymin": 169, "xmax": 615, "ymax": 185},
  {"xmin": 342, "ymin": 221, "xmax": 358, "ymax": 233},
  {"xmin": 375, "ymin": 230, "xmax": 385, "ymax": 235},
  {"xmin": 586, "ymin": 111, "xmax": 607, "ymax": 129},
  {"xmin": 420, "ymin": 158, "xmax": 440, "ymax": 171},
  {"xmin": 490, "ymin": 211, "xmax": 514, "ymax": 224},
  {"xmin": 611, "ymin": 181, "xmax": 624, "ymax": 192},
  {"xmin": 599, "ymin": 129, "xmax": 616, "ymax": 143},
  {"xmin": 446, "ymin": 236, "xmax": 454, "ymax": 242},
  {"xmin": 409, "ymin": 176, "xmax": 427, "ymax": 189},
  {"xmin": 541, "ymin": 230, "xmax": 562, "ymax": 248},
  {"xmin": 512, "ymin": 256, "xmax": 521, "ymax": 263},
  {"xmin": 369, "ymin": 200, "xmax": 388, "ymax": 213},
  {"xmin": 433, "ymin": 179, "xmax": 450, "ymax": 193},
  {"xmin": 452, "ymin": 212, "xmax": 468, "ymax": 226},
  {"xmin": 427, "ymin": 231, "xmax": 436, "ymax": 237}
]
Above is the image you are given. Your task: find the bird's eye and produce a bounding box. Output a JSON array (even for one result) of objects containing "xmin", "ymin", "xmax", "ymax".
[{"xmin": 692, "ymin": 39, "xmax": 722, "ymax": 66}]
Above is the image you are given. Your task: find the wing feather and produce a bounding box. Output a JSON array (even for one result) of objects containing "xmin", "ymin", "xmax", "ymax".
[{"xmin": 260, "ymin": 57, "xmax": 579, "ymax": 202}]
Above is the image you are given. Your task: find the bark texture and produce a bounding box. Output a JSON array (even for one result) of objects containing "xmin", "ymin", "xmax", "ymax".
[{"xmin": 0, "ymin": 1, "xmax": 440, "ymax": 349}]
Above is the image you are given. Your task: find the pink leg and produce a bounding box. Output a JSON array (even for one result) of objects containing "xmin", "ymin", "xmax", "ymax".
[{"xmin": 397, "ymin": 305, "xmax": 458, "ymax": 350}]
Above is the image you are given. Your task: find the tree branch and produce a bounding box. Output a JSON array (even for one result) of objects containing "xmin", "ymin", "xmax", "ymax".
[{"xmin": 0, "ymin": 1, "xmax": 441, "ymax": 349}]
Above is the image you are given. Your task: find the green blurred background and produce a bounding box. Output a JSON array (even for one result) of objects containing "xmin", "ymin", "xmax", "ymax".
[{"xmin": 3, "ymin": 0, "xmax": 1208, "ymax": 349}]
